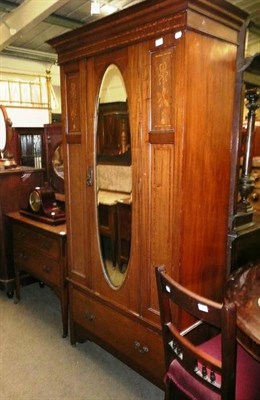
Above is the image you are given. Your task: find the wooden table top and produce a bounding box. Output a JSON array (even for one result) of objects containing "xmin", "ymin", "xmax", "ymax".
[
  {"xmin": 225, "ymin": 263, "xmax": 260, "ymax": 360},
  {"xmin": 6, "ymin": 210, "xmax": 66, "ymax": 236}
]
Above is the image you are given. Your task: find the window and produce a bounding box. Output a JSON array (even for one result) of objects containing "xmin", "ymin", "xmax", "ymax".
[{"xmin": 0, "ymin": 72, "xmax": 57, "ymax": 109}]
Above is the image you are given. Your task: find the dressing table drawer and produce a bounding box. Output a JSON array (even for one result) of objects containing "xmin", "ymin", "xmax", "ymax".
[
  {"xmin": 70, "ymin": 286, "xmax": 164, "ymax": 383},
  {"xmin": 13, "ymin": 224, "xmax": 60, "ymax": 259},
  {"xmin": 14, "ymin": 246, "xmax": 60, "ymax": 287},
  {"xmin": 7, "ymin": 211, "xmax": 68, "ymax": 337}
]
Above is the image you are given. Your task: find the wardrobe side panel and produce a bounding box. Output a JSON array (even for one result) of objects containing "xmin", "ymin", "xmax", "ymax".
[
  {"xmin": 62, "ymin": 61, "xmax": 90, "ymax": 285},
  {"xmin": 180, "ymin": 32, "xmax": 237, "ymax": 300}
]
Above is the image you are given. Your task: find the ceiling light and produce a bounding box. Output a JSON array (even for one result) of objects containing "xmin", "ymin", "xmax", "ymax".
[
  {"xmin": 102, "ymin": 5, "xmax": 118, "ymax": 15},
  {"xmin": 91, "ymin": 0, "xmax": 101, "ymax": 15},
  {"xmin": 9, "ymin": 28, "xmax": 17, "ymax": 36},
  {"xmin": 2, "ymin": 20, "xmax": 17, "ymax": 36}
]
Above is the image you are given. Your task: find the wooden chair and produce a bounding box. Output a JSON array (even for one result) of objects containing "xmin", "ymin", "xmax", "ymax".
[{"xmin": 155, "ymin": 265, "xmax": 260, "ymax": 400}]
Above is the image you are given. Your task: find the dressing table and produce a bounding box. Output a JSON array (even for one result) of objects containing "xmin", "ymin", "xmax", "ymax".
[{"xmin": 7, "ymin": 210, "xmax": 68, "ymax": 337}]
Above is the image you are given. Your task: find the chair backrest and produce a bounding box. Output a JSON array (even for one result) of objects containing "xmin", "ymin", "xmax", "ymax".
[{"xmin": 155, "ymin": 265, "xmax": 237, "ymax": 400}]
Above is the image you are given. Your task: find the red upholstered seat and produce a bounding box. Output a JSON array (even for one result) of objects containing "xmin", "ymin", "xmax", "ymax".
[
  {"xmin": 155, "ymin": 265, "xmax": 260, "ymax": 400},
  {"xmin": 167, "ymin": 334, "xmax": 260, "ymax": 400}
]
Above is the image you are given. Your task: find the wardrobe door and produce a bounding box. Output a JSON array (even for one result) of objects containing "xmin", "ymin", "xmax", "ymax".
[
  {"xmin": 138, "ymin": 33, "xmax": 184, "ymax": 325},
  {"xmin": 83, "ymin": 48, "xmax": 141, "ymax": 313}
]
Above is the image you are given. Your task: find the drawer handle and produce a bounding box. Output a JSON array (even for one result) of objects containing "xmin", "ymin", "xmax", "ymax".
[
  {"xmin": 84, "ymin": 311, "xmax": 95, "ymax": 321},
  {"xmin": 133, "ymin": 340, "xmax": 149, "ymax": 354},
  {"xmin": 42, "ymin": 265, "xmax": 52, "ymax": 273}
]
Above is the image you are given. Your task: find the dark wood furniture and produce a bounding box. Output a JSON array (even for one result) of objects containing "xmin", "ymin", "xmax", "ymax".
[
  {"xmin": 13, "ymin": 123, "xmax": 65, "ymax": 195},
  {"xmin": 98, "ymin": 203, "xmax": 117, "ymax": 266},
  {"xmin": 97, "ymin": 102, "xmax": 130, "ymax": 159},
  {"xmin": 7, "ymin": 210, "xmax": 68, "ymax": 337},
  {"xmin": 117, "ymin": 201, "xmax": 131, "ymax": 269},
  {"xmin": 156, "ymin": 265, "xmax": 260, "ymax": 400},
  {"xmin": 225, "ymin": 263, "xmax": 260, "ymax": 362},
  {"xmin": 229, "ymin": 225, "xmax": 260, "ymax": 271},
  {"xmin": 49, "ymin": 0, "xmax": 248, "ymax": 387},
  {"xmin": 13, "ymin": 127, "xmax": 45, "ymax": 168},
  {"xmin": 251, "ymin": 147, "xmax": 260, "ymax": 216},
  {"xmin": 228, "ymin": 91, "xmax": 260, "ymax": 272},
  {"xmin": 0, "ymin": 167, "xmax": 44, "ymax": 297}
]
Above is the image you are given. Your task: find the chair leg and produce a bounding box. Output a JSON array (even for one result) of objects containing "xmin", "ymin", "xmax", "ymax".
[
  {"xmin": 165, "ymin": 379, "xmax": 190, "ymax": 400},
  {"xmin": 165, "ymin": 378, "xmax": 171, "ymax": 400}
]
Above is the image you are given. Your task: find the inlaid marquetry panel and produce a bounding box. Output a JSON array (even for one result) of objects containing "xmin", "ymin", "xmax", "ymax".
[
  {"xmin": 150, "ymin": 47, "xmax": 176, "ymax": 134},
  {"xmin": 66, "ymin": 72, "xmax": 80, "ymax": 134}
]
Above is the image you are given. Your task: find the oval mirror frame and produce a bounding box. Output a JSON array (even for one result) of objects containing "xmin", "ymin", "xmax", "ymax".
[
  {"xmin": 96, "ymin": 64, "xmax": 132, "ymax": 289},
  {"xmin": 0, "ymin": 105, "xmax": 7, "ymax": 154}
]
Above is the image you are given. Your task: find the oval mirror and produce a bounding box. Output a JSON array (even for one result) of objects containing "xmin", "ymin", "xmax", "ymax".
[
  {"xmin": 52, "ymin": 143, "xmax": 64, "ymax": 179},
  {"xmin": 96, "ymin": 64, "xmax": 132, "ymax": 288},
  {"xmin": 0, "ymin": 105, "xmax": 7, "ymax": 156}
]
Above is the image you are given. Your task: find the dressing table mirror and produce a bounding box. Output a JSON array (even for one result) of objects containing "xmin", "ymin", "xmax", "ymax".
[
  {"xmin": 96, "ymin": 64, "xmax": 132, "ymax": 288},
  {"xmin": 43, "ymin": 122, "xmax": 64, "ymax": 194},
  {"xmin": 52, "ymin": 144, "xmax": 64, "ymax": 180},
  {"xmin": 0, "ymin": 104, "xmax": 16, "ymax": 169}
]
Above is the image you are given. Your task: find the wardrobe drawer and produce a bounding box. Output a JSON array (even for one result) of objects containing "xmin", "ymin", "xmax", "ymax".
[
  {"xmin": 71, "ymin": 287, "xmax": 164, "ymax": 381},
  {"xmin": 14, "ymin": 246, "xmax": 60, "ymax": 287},
  {"xmin": 13, "ymin": 224, "xmax": 60, "ymax": 259}
]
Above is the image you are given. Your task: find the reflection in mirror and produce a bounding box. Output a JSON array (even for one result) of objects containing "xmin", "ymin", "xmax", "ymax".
[
  {"xmin": 52, "ymin": 144, "xmax": 64, "ymax": 179},
  {"xmin": 96, "ymin": 64, "xmax": 132, "ymax": 288}
]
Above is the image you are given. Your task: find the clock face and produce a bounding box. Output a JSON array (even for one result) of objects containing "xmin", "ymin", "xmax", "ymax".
[{"xmin": 29, "ymin": 190, "xmax": 41, "ymax": 212}]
